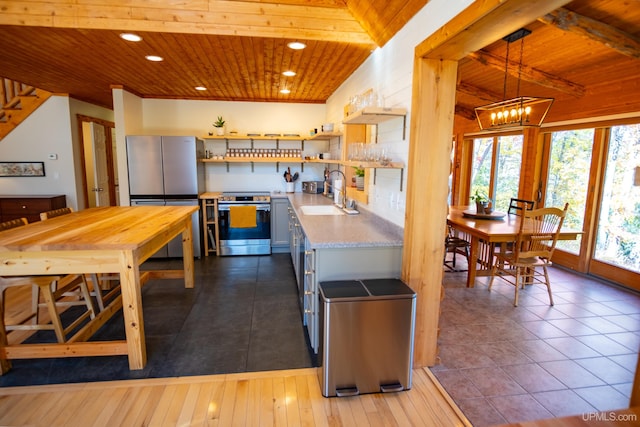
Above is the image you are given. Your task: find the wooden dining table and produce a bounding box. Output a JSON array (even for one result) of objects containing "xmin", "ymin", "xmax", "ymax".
[
  {"xmin": 0, "ymin": 205, "xmax": 197, "ymax": 374},
  {"xmin": 447, "ymin": 205, "xmax": 581, "ymax": 288}
]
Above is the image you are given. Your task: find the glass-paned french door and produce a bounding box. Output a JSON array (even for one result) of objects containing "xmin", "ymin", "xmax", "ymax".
[
  {"xmin": 543, "ymin": 122, "xmax": 640, "ymax": 289},
  {"xmin": 470, "ymin": 137, "xmax": 493, "ymax": 202},
  {"xmin": 470, "ymin": 135, "xmax": 523, "ymax": 212},
  {"xmin": 594, "ymin": 124, "xmax": 640, "ymax": 274},
  {"xmin": 544, "ymin": 129, "xmax": 594, "ymax": 253}
]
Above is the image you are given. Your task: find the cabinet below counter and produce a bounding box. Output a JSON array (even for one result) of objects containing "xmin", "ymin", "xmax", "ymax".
[{"xmin": 286, "ymin": 193, "xmax": 404, "ymax": 353}]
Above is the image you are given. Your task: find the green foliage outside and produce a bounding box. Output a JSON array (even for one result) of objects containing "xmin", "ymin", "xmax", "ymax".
[
  {"xmin": 470, "ymin": 135, "xmax": 523, "ymax": 212},
  {"xmin": 593, "ymin": 124, "xmax": 640, "ymax": 272},
  {"xmin": 546, "ymin": 125, "xmax": 639, "ymax": 272},
  {"xmin": 545, "ymin": 129, "xmax": 593, "ymax": 253}
]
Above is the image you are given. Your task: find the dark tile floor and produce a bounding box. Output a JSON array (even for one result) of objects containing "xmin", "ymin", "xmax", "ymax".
[
  {"xmin": 434, "ymin": 254, "xmax": 640, "ymax": 426},
  {"xmin": 0, "ymin": 254, "xmax": 313, "ymax": 387}
]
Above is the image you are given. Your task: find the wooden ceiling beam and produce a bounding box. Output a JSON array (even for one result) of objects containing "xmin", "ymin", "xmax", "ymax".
[
  {"xmin": 457, "ymin": 81, "xmax": 502, "ymax": 103},
  {"xmin": 416, "ymin": 0, "xmax": 571, "ymax": 60},
  {"xmin": 468, "ymin": 50, "xmax": 586, "ymax": 97},
  {"xmin": 454, "ymin": 104, "xmax": 477, "ymax": 121},
  {"xmin": 539, "ymin": 7, "xmax": 640, "ymax": 60},
  {"xmin": 0, "ymin": 0, "xmax": 376, "ymax": 46}
]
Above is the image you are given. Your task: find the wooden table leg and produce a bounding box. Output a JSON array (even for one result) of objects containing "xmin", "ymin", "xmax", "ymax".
[
  {"xmin": 119, "ymin": 250, "xmax": 146, "ymax": 370},
  {"xmin": 467, "ymin": 236, "xmax": 479, "ymax": 288},
  {"xmin": 182, "ymin": 219, "xmax": 195, "ymax": 289}
]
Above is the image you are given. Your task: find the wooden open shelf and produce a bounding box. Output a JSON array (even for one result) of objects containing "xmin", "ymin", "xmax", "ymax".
[
  {"xmin": 342, "ymin": 107, "xmax": 407, "ymax": 125},
  {"xmin": 202, "ymin": 132, "xmax": 341, "ymax": 141},
  {"xmin": 202, "ymin": 157, "xmax": 303, "ymax": 163}
]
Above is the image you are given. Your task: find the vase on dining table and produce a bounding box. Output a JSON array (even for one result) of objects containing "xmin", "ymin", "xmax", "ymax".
[{"xmin": 475, "ymin": 201, "xmax": 488, "ymax": 214}]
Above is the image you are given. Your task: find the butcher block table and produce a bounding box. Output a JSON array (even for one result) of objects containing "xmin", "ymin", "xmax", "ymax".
[
  {"xmin": 0, "ymin": 205, "xmax": 197, "ymax": 374},
  {"xmin": 447, "ymin": 206, "xmax": 581, "ymax": 288}
]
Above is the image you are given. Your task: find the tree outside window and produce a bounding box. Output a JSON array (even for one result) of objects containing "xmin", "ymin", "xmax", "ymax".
[{"xmin": 470, "ymin": 135, "xmax": 523, "ymax": 212}]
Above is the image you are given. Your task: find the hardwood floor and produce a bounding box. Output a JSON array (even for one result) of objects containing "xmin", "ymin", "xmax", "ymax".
[{"xmin": 0, "ymin": 367, "xmax": 471, "ymax": 426}]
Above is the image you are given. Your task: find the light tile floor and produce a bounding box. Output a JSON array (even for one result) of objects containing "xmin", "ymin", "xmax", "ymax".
[{"xmin": 433, "ymin": 256, "xmax": 640, "ymax": 426}]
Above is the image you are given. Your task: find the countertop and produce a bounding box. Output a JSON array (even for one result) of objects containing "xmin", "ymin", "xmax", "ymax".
[{"xmin": 286, "ymin": 192, "xmax": 404, "ymax": 249}]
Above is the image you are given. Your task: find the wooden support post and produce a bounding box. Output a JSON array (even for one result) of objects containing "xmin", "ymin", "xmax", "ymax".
[{"xmin": 402, "ymin": 57, "xmax": 458, "ymax": 367}]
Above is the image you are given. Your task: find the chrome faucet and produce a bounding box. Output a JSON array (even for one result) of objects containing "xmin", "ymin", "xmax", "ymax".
[{"xmin": 324, "ymin": 169, "xmax": 348, "ymax": 208}]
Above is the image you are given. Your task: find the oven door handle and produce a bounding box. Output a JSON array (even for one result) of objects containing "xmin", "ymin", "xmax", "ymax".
[{"xmin": 217, "ymin": 204, "xmax": 271, "ymax": 212}]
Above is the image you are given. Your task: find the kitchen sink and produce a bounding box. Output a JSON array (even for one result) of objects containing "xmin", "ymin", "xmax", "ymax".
[{"xmin": 300, "ymin": 205, "xmax": 345, "ymax": 215}]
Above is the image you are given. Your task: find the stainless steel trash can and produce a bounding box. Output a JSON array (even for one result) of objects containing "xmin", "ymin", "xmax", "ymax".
[{"xmin": 318, "ymin": 278, "xmax": 416, "ymax": 397}]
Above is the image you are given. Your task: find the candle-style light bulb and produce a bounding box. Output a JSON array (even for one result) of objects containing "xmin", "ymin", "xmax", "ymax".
[
  {"xmin": 524, "ymin": 106, "xmax": 532, "ymax": 122},
  {"xmin": 490, "ymin": 112, "xmax": 496, "ymax": 126}
]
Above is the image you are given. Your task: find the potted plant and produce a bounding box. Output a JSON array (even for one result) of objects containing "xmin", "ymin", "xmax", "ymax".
[
  {"xmin": 213, "ymin": 116, "xmax": 226, "ymax": 136},
  {"xmin": 353, "ymin": 166, "xmax": 365, "ymax": 190},
  {"xmin": 470, "ymin": 189, "xmax": 490, "ymax": 214}
]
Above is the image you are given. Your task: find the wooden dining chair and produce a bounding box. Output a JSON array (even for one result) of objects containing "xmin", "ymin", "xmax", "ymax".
[
  {"xmin": 39, "ymin": 207, "xmax": 117, "ymax": 312},
  {"xmin": 39, "ymin": 207, "xmax": 121, "ymax": 312},
  {"xmin": 493, "ymin": 198, "xmax": 537, "ymax": 259},
  {"xmin": 39, "ymin": 207, "xmax": 73, "ymax": 220},
  {"xmin": 488, "ymin": 203, "xmax": 569, "ymax": 306},
  {"xmin": 0, "ymin": 217, "xmax": 96, "ymax": 343},
  {"xmin": 0, "ymin": 218, "xmax": 41, "ymax": 331},
  {"xmin": 444, "ymin": 225, "xmax": 470, "ymax": 271},
  {"xmin": 508, "ymin": 198, "xmax": 535, "ymax": 215},
  {"xmin": 0, "ymin": 217, "xmax": 29, "ymax": 231}
]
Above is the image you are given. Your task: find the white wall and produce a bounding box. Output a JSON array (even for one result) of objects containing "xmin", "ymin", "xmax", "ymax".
[
  {"xmin": 0, "ymin": 97, "xmax": 77, "ymax": 208},
  {"xmin": 0, "ymin": 96, "xmax": 114, "ymax": 210},
  {"xmin": 114, "ymin": 95, "xmax": 328, "ymax": 203},
  {"xmin": 326, "ymin": 0, "xmax": 474, "ymax": 226}
]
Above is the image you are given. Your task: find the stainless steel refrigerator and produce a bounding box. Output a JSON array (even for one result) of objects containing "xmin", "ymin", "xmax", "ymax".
[{"xmin": 126, "ymin": 135, "xmax": 205, "ymax": 258}]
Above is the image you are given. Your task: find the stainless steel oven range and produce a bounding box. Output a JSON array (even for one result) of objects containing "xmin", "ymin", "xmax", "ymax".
[{"xmin": 217, "ymin": 191, "xmax": 271, "ymax": 256}]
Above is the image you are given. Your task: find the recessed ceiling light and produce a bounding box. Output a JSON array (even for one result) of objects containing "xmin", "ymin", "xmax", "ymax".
[
  {"xmin": 280, "ymin": 89, "xmax": 291, "ymax": 94},
  {"xmin": 120, "ymin": 33, "xmax": 142, "ymax": 42},
  {"xmin": 287, "ymin": 41, "xmax": 306, "ymax": 50},
  {"xmin": 282, "ymin": 70, "xmax": 296, "ymax": 77},
  {"xmin": 145, "ymin": 55, "xmax": 164, "ymax": 62},
  {"xmin": 195, "ymin": 86, "xmax": 207, "ymax": 91}
]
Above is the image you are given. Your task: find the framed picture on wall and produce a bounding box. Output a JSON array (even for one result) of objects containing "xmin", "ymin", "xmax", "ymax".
[{"xmin": 0, "ymin": 162, "xmax": 46, "ymax": 177}]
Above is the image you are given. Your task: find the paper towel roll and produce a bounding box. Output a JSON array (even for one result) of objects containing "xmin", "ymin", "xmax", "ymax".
[{"xmin": 333, "ymin": 179, "xmax": 343, "ymax": 205}]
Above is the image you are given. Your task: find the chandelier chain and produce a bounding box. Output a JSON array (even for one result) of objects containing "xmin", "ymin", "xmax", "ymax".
[
  {"xmin": 503, "ymin": 41, "xmax": 509, "ymax": 101},
  {"xmin": 517, "ymin": 37, "xmax": 525, "ymax": 99}
]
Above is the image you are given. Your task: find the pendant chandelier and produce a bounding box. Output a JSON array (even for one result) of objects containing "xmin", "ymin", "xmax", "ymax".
[{"xmin": 474, "ymin": 28, "xmax": 554, "ymax": 132}]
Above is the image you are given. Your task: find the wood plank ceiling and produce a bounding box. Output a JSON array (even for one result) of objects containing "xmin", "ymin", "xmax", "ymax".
[
  {"xmin": 454, "ymin": 0, "xmax": 640, "ymax": 130},
  {"xmin": 0, "ymin": 0, "xmax": 638, "ymax": 129},
  {"xmin": 0, "ymin": 0, "xmax": 428, "ymax": 108}
]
